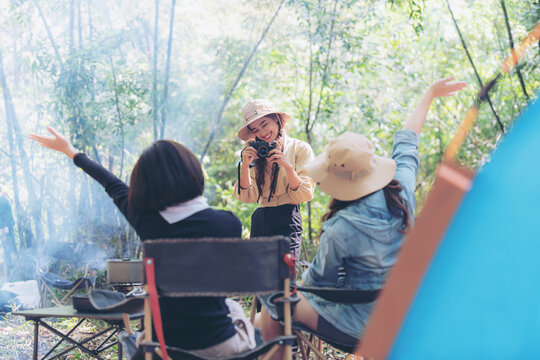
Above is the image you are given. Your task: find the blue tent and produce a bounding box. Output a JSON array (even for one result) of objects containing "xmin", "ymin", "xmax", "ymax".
[{"xmin": 390, "ymin": 94, "xmax": 540, "ymax": 359}]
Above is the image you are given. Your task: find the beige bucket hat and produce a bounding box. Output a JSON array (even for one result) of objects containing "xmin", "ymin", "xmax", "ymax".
[
  {"xmin": 238, "ymin": 99, "xmax": 291, "ymax": 141},
  {"xmin": 305, "ymin": 132, "xmax": 397, "ymax": 201}
]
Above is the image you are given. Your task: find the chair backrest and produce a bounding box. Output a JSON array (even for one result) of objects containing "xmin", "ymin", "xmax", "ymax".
[
  {"xmin": 142, "ymin": 235, "xmax": 291, "ymax": 297},
  {"xmin": 141, "ymin": 236, "xmax": 294, "ymax": 360}
]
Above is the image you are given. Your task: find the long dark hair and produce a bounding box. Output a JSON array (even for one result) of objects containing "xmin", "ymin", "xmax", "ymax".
[
  {"xmin": 383, "ymin": 179, "xmax": 410, "ymax": 233},
  {"xmin": 318, "ymin": 179, "xmax": 411, "ymax": 238},
  {"xmin": 253, "ymin": 113, "xmax": 285, "ymax": 201}
]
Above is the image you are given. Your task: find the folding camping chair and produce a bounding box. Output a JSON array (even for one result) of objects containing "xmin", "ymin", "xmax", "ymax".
[
  {"xmin": 285, "ymin": 285, "xmax": 380, "ymax": 360},
  {"xmin": 115, "ymin": 235, "xmax": 297, "ymax": 360},
  {"xmin": 252, "ymin": 253, "xmax": 381, "ymax": 359},
  {"xmin": 36, "ymin": 257, "xmax": 96, "ymax": 307}
]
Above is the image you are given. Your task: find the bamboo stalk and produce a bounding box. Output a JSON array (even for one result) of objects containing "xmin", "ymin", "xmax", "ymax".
[
  {"xmin": 500, "ymin": 0, "xmax": 529, "ymax": 99},
  {"xmin": 445, "ymin": 0, "xmax": 504, "ymax": 133},
  {"xmin": 199, "ymin": 0, "xmax": 287, "ymax": 161}
]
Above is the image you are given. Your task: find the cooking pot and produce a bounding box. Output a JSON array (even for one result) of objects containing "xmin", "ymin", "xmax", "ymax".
[{"xmin": 106, "ymin": 259, "xmax": 143, "ymax": 284}]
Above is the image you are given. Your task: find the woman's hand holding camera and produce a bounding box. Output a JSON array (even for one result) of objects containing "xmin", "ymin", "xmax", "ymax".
[
  {"xmin": 241, "ymin": 140, "xmax": 258, "ymax": 166},
  {"xmin": 267, "ymin": 137, "xmax": 291, "ymax": 168},
  {"xmin": 239, "ymin": 140, "xmax": 257, "ymax": 190},
  {"xmin": 267, "ymin": 148, "xmax": 292, "ymax": 169},
  {"xmin": 274, "ymin": 137, "xmax": 284, "ymax": 152}
]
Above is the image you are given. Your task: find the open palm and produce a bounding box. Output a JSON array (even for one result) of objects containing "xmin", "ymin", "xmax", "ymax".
[
  {"xmin": 29, "ymin": 127, "xmax": 78, "ymax": 159},
  {"xmin": 430, "ymin": 76, "xmax": 467, "ymax": 98}
]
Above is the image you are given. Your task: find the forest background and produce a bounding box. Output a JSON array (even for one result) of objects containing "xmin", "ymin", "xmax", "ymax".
[{"xmin": 0, "ymin": 0, "xmax": 538, "ymax": 280}]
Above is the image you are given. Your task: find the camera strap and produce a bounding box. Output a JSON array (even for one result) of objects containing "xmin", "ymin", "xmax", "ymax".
[
  {"xmin": 268, "ymin": 163, "xmax": 279, "ymax": 202},
  {"xmin": 237, "ymin": 161, "xmax": 241, "ymax": 195}
]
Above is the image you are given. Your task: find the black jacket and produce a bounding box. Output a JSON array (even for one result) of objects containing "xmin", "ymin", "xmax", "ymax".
[{"xmin": 74, "ymin": 153, "xmax": 241, "ymax": 350}]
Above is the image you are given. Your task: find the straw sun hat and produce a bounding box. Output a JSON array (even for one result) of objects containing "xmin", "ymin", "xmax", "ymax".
[
  {"xmin": 238, "ymin": 99, "xmax": 291, "ymax": 141},
  {"xmin": 305, "ymin": 132, "xmax": 397, "ymax": 201}
]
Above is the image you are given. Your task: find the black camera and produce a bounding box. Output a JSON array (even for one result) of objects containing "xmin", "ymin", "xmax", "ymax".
[{"xmin": 249, "ymin": 141, "xmax": 276, "ymax": 158}]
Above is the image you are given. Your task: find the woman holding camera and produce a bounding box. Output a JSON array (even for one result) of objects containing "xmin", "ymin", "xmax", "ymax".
[{"xmin": 234, "ymin": 99, "xmax": 315, "ymax": 263}]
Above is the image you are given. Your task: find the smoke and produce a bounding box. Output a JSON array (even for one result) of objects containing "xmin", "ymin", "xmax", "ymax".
[{"xmin": 0, "ymin": 0, "xmax": 286, "ymax": 284}]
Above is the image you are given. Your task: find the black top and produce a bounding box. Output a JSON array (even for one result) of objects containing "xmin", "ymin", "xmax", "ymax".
[{"xmin": 73, "ymin": 153, "xmax": 241, "ymax": 350}]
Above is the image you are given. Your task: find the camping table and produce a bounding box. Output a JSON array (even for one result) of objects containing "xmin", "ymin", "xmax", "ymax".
[{"xmin": 14, "ymin": 305, "xmax": 144, "ymax": 360}]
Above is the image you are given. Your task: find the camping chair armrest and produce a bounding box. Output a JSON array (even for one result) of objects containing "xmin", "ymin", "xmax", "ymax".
[
  {"xmin": 295, "ymin": 284, "xmax": 380, "ymax": 303},
  {"xmin": 259, "ymin": 292, "xmax": 301, "ymax": 322},
  {"xmin": 134, "ymin": 335, "xmax": 297, "ymax": 360}
]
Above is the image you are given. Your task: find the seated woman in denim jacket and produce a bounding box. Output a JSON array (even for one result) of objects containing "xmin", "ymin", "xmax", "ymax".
[{"xmin": 257, "ymin": 77, "xmax": 467, "ymax": 356}]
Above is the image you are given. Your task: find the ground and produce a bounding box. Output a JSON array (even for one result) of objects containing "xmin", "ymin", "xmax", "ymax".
[
  {"xmin": 0, "ymin": 312, "xmax": 119, "ymax": 359},
  {"xmin": 0, "ymin": 310, "xmax": 350, "ymax": 359}
]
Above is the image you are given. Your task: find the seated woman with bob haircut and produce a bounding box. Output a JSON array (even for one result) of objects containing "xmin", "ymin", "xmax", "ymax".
[{"xmin": 29, "ymin": 128, "xmax": 256, "ymax": 357}]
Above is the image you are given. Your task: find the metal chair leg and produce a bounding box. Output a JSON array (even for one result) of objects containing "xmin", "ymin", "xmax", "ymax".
[
  {"xmin": 296, "ymin": 332, "xmax": 309, "ymax": 360},
  {"xmin": 260, "ymin": 344, "xmax": 280, "ymax": 360},
  {"xmin": 294, "ymin": 330, "xmax": 327, "ymax": 360},
  {"xmin": 250, "ymin": 296, "xmax": 258, "ymax": 325}
]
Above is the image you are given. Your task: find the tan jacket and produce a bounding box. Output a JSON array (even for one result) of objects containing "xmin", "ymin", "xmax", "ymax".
[{"xmin": 234, "ymin": 135, "xmax": 315, "ymax": 207}]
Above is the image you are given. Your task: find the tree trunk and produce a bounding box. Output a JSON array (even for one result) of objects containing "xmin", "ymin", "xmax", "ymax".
[
  {"xmin": 69, "ymin": 0, "xmax": 75, "ymax": 52},
  {"xmin": 152, "ymin": 0, "xmax": 160, "ymax": 141},
  {"xmin": 302, "ymin": 0, "xmax": 339, "ymax": 243},
  {"xmin": 35, "ymin": 0, "xmax": 63, "ymax": 64},
  {"xmin": 77, "ymin": 0, "xmax": 83, "ymax": 49},
  {"xmin": 110, "ymin": 58, "xmax": 126, "ymax": 179},
  {"xmin": 87, "ymin": 0, "xmax": 104, "ymax": 223},
  {"xmin": 2, "ymin": 96, "xmax": 26, "ymax": 245},
  {"xmin": 12, "ymin": 40, "xmax": 20, "ymax": 88},
  {"xmin": 310, "ymin": 0, "xmax": 339, "ymax": 133},
  {"xmin": 304, "ymin": 2, "xmax": 314, "ymax": 144},
  {"xmin": 160, "ymin": 0, "xmax": 176, "ymax": 140},
  {"xmin": 0, "ymin": 50, "xmax": 43, "ymax": 247},
  {"xmin": 493, "ymin": 21, "xmax": 520, "ymax": 116},
  {"xmin": 42, "ymin": 176, "xmax": 56, "ymax": 246},
  {"xmin": 199, "ymin": 0, "xmax": 287, "ymax": 160},
  {"xmin": 87, "ymin": 0, "xmax": 94, "ymax": 45},
  {"xmin": 500, "ymin": 0, "xmax": 529, "ymax": 100},
  {"xmin": 303, "ymin": 2, "xmax": 314, "ymax": 243},
  {"xmin": 446, "ymin": 0, "xmax": 504, "ymax": 134}
]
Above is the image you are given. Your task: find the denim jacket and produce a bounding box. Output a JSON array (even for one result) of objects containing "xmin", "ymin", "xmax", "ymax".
[{"xmin": 302, "ymin": 129, "xmax": 420, "ymax": 339}]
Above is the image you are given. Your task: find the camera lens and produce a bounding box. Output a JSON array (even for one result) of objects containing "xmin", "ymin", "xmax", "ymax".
[{"xmin": 257, "ymin": 146, "xmax": 269, "ymax": 157}]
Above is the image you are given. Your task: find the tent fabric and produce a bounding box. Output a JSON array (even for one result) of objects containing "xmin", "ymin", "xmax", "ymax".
[{"xmin": 390, "ymin": 94, "xmax": 540, "ymax": 359}]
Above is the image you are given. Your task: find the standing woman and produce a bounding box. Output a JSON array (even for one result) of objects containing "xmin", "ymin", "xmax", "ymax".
[
  {"xmin": 29, "ymin": 129, "xmax": 256, "ymax": 357},
  {"xmin": 235, "ymin": 99, "xmax": 315, "ymax": 263}
]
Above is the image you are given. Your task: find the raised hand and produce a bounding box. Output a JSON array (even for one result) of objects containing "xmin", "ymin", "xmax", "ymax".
[
  {"xmin": 429, "ymin": 76, "xmax": 467, "ymax": 98},
  {"xmin": 29, "ymin": 126, "xmax": 79, "ymax": 159},
  {"xmin": 403, "ymin": 76, "xmax": 467, "ymax": 134}
]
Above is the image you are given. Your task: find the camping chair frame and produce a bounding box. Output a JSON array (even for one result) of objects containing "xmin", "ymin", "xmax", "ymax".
[
  {"xmin": 36, "ymin": 259, "xmax": 96, "ymax": 307},
  {"xmin": 121, "ymin": 236, "xmax": 296, "ymax": 360}
]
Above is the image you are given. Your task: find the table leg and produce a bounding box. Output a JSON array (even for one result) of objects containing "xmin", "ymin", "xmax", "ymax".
[
  {"xmin": 38, "ymin": 320, "xmax": 103, "ymax": 359},
  {"xmin": 33, "ymin": 321, "xmax": 39, "ymax": 360},
  {"xmin": 41, "ymin": 318, "xmax": 85, "ymax": 359}
]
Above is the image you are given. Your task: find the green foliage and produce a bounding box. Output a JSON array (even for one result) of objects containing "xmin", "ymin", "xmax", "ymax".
[
  {"xmin": 53, "ymin": 55, "xmax": 98, "ymax": 149},
  {"xmin": 388, "ymin": 0, "xmax": 426, "ymax": 34},
  {"xmin": 0, "ymin": 0, "xmax": 538, "ymax": 275}
]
